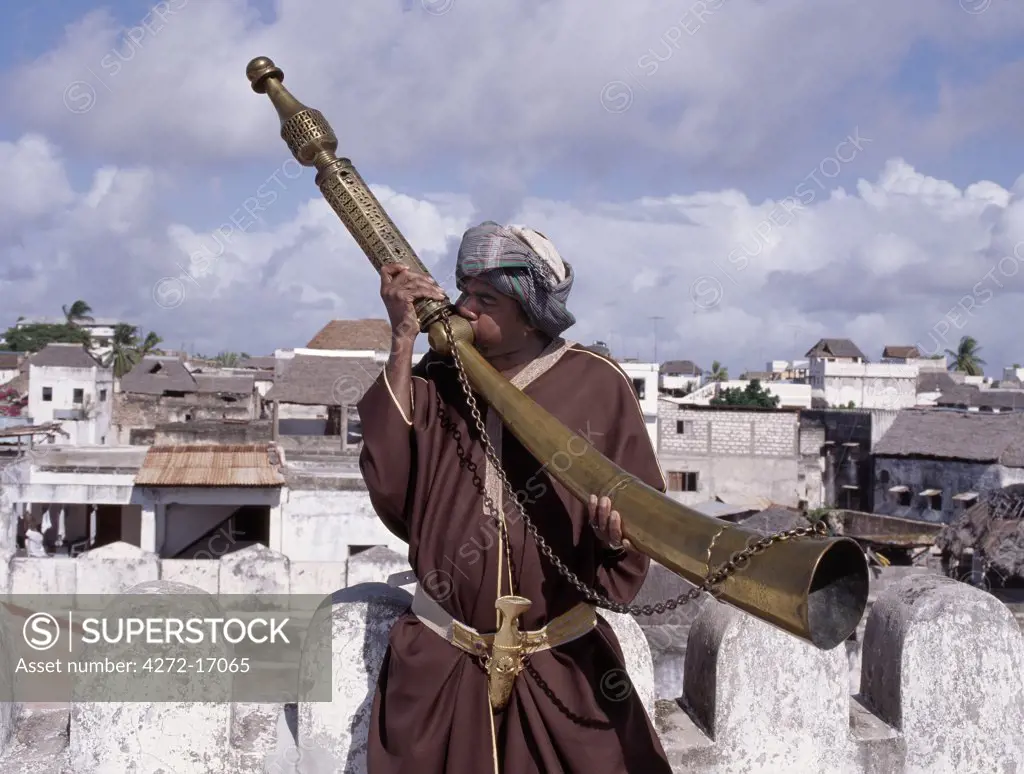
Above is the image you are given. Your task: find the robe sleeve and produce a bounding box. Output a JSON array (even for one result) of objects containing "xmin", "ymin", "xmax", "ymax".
[
  {"xmin": 357, "ymin": 359, "xmax": 437, "ymax": 544},
  {"xmin": 592, "ymin": 360, "xmax": 667, "ymax": 606}
]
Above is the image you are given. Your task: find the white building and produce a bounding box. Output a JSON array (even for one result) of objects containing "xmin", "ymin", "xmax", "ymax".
[
  {"xmin": 15, "ymin": 317, "xmax": 122, "ymax": 364},
  {"xmin": 809, "ymin": 360, "xmax": 920, "ymax": 409},
  {"xmin": 805, "ymin": 338, "xmax": 919, "ymax": 409},
  {"xmin": 881, "ymin": 346, "xmax": 947, "ymax": 372},
  {"xmin": 659, "ymin": 360, "xmax": 704, "ymax": 395},
  {"xmin": 1002, "ymin": 365, "xmax": 1024, "ymax": 383},
  {"xmin": 618, "ymin": 360, "xmax": 660, "ymax": 451},
  {"xmin": 27, "ymin": 343, "xmax": 114, "ymax": 445},
  {"xmin": 766, "ymin": 359, "xmax": 809, "ymax": 381},
  {"xmin": 676, "ymin": 380, "xmax": 812, "ymax": 409}
]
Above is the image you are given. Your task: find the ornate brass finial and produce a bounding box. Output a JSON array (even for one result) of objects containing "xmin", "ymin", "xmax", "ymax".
[
  {"xmin": 245, "ymin": 57, "xmax": 282, "ymax": 93},
  {"xmin": 245, "ymin": 56, "xmax": 338, "ymax": 169},
  {"xmin": 246, "ymin": 57, "xmax": 457, "ymax": 333}
]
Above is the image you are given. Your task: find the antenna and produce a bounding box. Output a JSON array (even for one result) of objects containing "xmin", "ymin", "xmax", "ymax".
[{"xmin": 649, "ymin": 316, "xmax": 664, "ymax": 363}]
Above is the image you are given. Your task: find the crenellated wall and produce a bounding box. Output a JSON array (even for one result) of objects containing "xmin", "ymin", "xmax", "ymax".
[{"xmin": 0, "ymin": 546, "xmax": 1021, "ymax": 773}]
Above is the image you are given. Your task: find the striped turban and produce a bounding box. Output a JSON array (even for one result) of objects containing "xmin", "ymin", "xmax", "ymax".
[{"xmin": 455, "ymin": 221, "xmax": 576, "ymax": 338}]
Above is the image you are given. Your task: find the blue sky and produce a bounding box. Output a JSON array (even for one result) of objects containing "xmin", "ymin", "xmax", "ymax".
[{"xmin": 2, "ymin": 0, "xmax": 1024, "ymax": 375}]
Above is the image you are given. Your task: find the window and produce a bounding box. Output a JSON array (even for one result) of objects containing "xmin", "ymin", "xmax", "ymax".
[
  {"xmin": 919, "ymin": 489, "xmax": 942, "ymax": 510},
  {"xmin": 888, "ymin": 485, "xmax": 911, "ymax": 506},
  {"xmin": 631, "ymin": 378, "xmax": 646, "ymax": 400},
  {"xmin": 667, "ymin": 471, "xmax": 699, "ymax": 492},
  {"xmin": 676, "ymin": 419, "xmax": 693, "ymax": 435},
  {"xmin": 73, "ymin": 388, "xmax": 84, "ymax": 404},
  {"xmin": 840, "ymin": 486, "xmax": 860, "ymax": 510},
  {"xmin": 42, "ymin": 387, "xmax": 52, "ymax": 402},
  {"xmin": 953, "ymin": 492, "xmax": 978, "ymax": 509},
  {"xmin": 99, "ymin": 389, "xmax": 107, "ymax": 402}
]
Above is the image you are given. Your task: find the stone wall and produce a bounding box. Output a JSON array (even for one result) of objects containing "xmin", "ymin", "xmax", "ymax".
[
  {"xmin": 657, "ymin": 405, "xmax": 820, "ymax": 507},
  {"xmin": 0, "ymin": 557, "xmax": 1020, "ymax": 773},
  {"xmin": 873, "ymin": 458, "xmax": 1024, "ymax": 524},
  {"xmin": 112, "ymin": 392, "xmax": 257, "ymax": 444},
  {"xmin": 659, "ymin": 405, "xmax": 799, "ymax": 458}
]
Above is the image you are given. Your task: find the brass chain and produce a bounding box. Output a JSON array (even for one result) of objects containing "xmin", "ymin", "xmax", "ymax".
[{"xmin": 436, "ymin": 314, "xmax": 830, "ymax": 617}]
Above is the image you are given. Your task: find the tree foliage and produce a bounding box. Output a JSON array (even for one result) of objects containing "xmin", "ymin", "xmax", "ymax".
[
  {"xmin": 709, "ymin": 379, "xmax": 780, "ymax": 408},
  {"xmin": 0, "ymin": 322, "xmax": 91, "ymax": 352},
  {"xmin": 106, "ymin": 324, "xmax": 165, "ymax": 378},
  {"xmin": 945, "ymin": 335, "xmax": 985, "ymax": 376}
]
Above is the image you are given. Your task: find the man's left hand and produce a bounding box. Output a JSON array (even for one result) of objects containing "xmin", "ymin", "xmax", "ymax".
[{"xmin": 588, "ymin": 495, "xmax": 631, "ymax": 550}]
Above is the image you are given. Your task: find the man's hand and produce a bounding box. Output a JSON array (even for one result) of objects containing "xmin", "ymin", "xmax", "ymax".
[
  {"xmin": 588, "ymin": 494, "xmax": 631, "ymax": 550},
  {"xmin": 380, "ymin": 263, "xmax": 447, "ymax": 346}
]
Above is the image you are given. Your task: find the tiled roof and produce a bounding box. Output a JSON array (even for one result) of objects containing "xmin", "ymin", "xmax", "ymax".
[
  {"xmin": 27, "ymin": 343, "xmax": 103, "ymax": 369},
  {"xmin": 916, "ymin": 370, "xmax": 957, "ymax": 393},
  {"xmin": 265, "ymin": 354, "xmax": 382, "ymax": 405},
  {"xmin": 120, "ymin": 358, "xmax": 253, "ymax": 396},
  {"xmin": 805, "ymin": 338, "xmax": 866, "ymax": 360},
  {"xmin": 119, "ymin": 357, "xmax": 197, "ymax": 394},
  {"xmin": 134, "ymin": 444, "xmax": 285, "ymax": 487},
  {"xmin": 237, "ymin": 356, "xmax": 277, "ymax": 371},
  {"xmin": 882, "ymin": 345, "xmax": 921, "ymax": 359},
  {"xmin": 660, "ymin": 359, "xmax": 702, "ymax": 375},
  {"xmin": 936, "ymin": 386, "xmax": 1024, "ymax": 411},
  {"xmin": 873, "ymin": 409, "xmax": 1024, "ymax": 467},
  {"xmin": 193, "ymin": 374, "xmax": 254, "ymax": 395},
  {"xmin": 0, "ymin": 353, "xmax": 21, "ymax": 369},
  {"xmin": 306, "ymin": 319, "xmax": 392, "ymax": 351}
]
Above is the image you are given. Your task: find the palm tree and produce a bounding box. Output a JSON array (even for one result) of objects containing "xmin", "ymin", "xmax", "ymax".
[
  {"xmin": 215, "ymin": 351, "xmax": 241, "ymax": 368},
  {"xmin": 106, "ymin": 325, "xmax": 165, "ymax": 377},
  {"xmin": 108, "ymin": 324, "xmax": 141, "ymax": 378},
  {"xmin": 138, "ymin": 331, "xmax": 164, "ymax": 357},
  {"xmin": 709, "ymin": 360, "xmax": 729, "ymax": 382},
  {"xmin": 945, "ymin": 335, "xmax": 986, "ymax": 377},
  {"xmin": 62, "ymin": 300, "xmax": 94, "ymax": 325}
]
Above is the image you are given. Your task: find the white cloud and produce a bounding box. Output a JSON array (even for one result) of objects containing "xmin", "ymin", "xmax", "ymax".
[
  {"xmin": 4, "ymin": 1, "xmax": 1024, "ymax": 372},
  {"xmin": 2, "ymin": 131, "xmax": 1021, "ymax": 375},
  {"xmin": 10, "ymin": 0, "xmax": 1024, "ymax": 178}
]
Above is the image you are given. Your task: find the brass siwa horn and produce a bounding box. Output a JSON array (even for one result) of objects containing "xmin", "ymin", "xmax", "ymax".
[{"xmin": 246, "ymin": 57, "xmax": 870, "ymax": 651}]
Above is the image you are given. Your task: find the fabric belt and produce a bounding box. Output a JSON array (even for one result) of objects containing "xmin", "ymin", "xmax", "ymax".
[{"xmin": 411, "ymin": 584, "xmax": 598, "ymax": 659}]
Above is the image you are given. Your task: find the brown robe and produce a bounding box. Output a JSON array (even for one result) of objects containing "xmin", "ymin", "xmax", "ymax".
[{"xmin": 357, "ymin": 336, "xmax": 673, "ymax": 774}]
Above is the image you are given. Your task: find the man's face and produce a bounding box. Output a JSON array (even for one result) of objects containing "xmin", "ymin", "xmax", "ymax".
[{"xmin": 455, "ymin": 277, "xmax": 533, "ymax": 356}]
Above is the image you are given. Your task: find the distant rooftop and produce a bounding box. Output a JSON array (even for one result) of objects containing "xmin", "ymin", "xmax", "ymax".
[
  {"xmin": 882, "ymin": 345, "xmax": 921, "ymax": 359},
  {"xmin": 660, "ymin": 359, "xmax": 702, "ymax": 375},
  {"xmin": 27, "ymin": 343, "xmax": 105, "ymax": 369},
  {"xmin": 134, "ymin": 443, "xmax": 286, "ymax": 487},
  {"xmin": 120, "ymin": 356, "xmax": 253, "ymax": 396},
  {"xmin": 805, "ymin": 338, "xmax": 866, "ymax": 360},
  {"xmin": 873, "ymin": 409, "xmax": 1024, "ymax": 467},
  {"xmin": 306, "ymin": 319, "xmax": 392, "ymax": 351},
  {"xmin": 266, "ymin": 354, "xmax": 381, "ymax": 405},
  {"xmin": 936, "ymin": 385, "xmax": 1024, "ymax": 411}
]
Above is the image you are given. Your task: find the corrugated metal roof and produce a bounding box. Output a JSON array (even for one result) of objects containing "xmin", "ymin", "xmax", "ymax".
[{"xmin": 134, "ymin": 443, "xmax": 285, "ymax": 487}]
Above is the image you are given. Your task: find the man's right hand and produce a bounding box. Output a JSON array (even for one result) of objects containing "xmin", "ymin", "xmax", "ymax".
[{"xmin": 380, "ymin": 263, "xmax": 447, "ymax": 346}]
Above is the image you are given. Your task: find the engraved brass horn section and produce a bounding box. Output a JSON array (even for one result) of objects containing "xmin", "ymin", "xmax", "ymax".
[
  {"xmin": 245, "ymin": 56, "xmax": 452, "ymax": 333},
  {"xmin": 246, "ymin": 57, "xmax": 870, "ymax": 651}
]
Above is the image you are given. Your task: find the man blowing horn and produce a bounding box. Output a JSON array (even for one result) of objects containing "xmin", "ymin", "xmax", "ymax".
[{"xmin": 357, "ymin": 221, "xmax": 673, "ymax": 774}]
